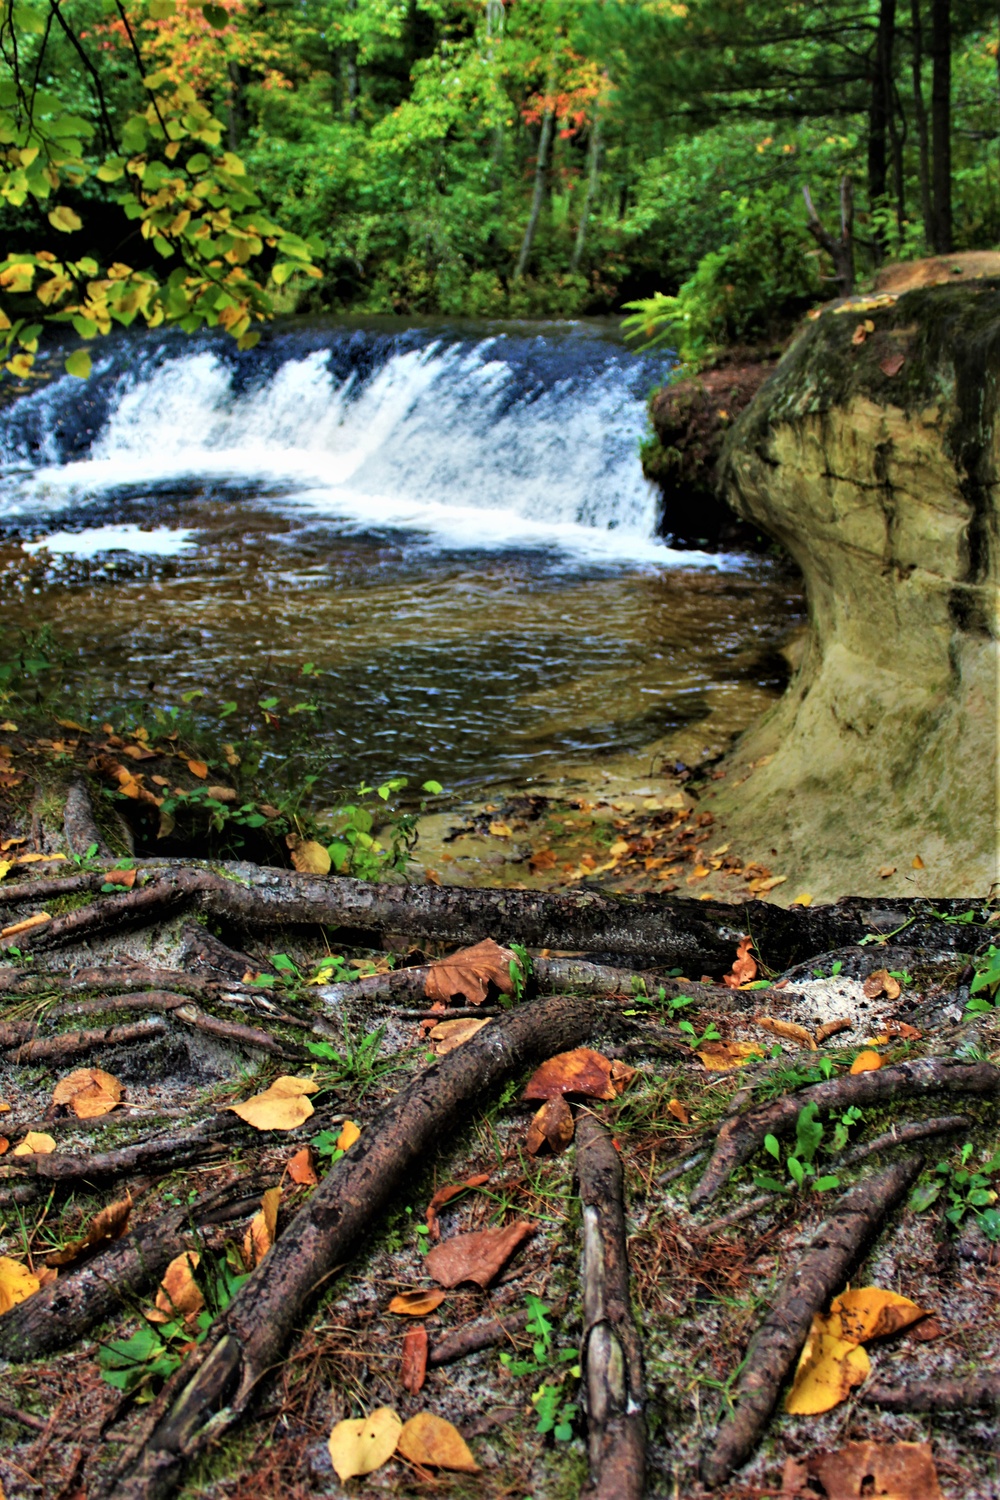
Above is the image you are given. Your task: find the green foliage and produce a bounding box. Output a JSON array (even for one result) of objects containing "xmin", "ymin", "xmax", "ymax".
[
  {"xmin": 753, "ymin": 1101, "xmax": 862, "ymax": 1194},
  {"xmin": 910, "ymin": 1143, "xmax": 1000, "ymax": 1237},
  {"xmin": 965, "ymin": 945, "xmax": 1000, "ymax": 1014},
  {"xmin": 499, "ymin": 1294, "xmax": 579, "ymax": 1442},
  {"xmin": 305, "ymin": 1020, "xmax": 394, "ymax": 1089}
]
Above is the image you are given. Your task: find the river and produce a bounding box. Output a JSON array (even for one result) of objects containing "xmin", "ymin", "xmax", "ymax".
[{"xmin": 0, "ymin": 318, "xmax": 803, "ymax": 798}]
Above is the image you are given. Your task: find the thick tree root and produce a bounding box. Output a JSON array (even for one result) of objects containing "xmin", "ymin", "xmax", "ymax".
[
  {"xmin": 102, "ymin": 994, "xmax": 614, "ymax": 1500},
  {"xmin": 863, "ymin": 1374, "xmax": 1000, "ymax": 1413},
  {"xmin": 690, "ymin": 1058, "xmax": 1000, "ymax": 1208},
  {"xmin": 0, "ymin": 1173, "xmax": 274, "ymax": 1362},
  {"xmin": 699, "ymin": 1156, "xmax": 923, "ymax": 1489},
  {"xmin": 1, "ymin": 1113, "xmax": 249, "ymax": 1187},
  {"xmin": 575, "ymin": 1113, "xmax": 646, "ymax": 1500}
]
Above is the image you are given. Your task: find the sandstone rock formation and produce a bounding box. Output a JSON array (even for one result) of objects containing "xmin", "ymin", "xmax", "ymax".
[{"xmin": 707, "ymin": 280, "xmax": 999, "ymax": 899}]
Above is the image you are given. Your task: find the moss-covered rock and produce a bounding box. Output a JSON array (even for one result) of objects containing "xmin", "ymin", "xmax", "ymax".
[{"xmin": 710, "ymin": 281, "xmax": 999, "ymax": 898}]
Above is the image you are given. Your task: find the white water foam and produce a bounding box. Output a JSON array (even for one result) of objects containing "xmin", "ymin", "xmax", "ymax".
[
  {"xmin": 22, "ymin": 524, "xmax": 194, "ymax": 558},
  {"xmin": 0, "ymin": 338, "xmax": 719, "ymax": 566}
]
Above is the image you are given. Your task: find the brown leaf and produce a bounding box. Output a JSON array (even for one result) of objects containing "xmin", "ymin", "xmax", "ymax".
[
  {"xmin": 789, "ymin": 1440, "xmax": 943, "ymax": 1500},
  {"xmin": 424, "ymin": 1221, "xmax": 536, "ymax": 1289},
  {"xmin": 388, "ymin": 1288, "xmax": 446, "ymax": 1317},
  {"xmin": 862, "ymin": 968, "xmax": 902, "ymax": 1001},
  {"xmin": 723, "ymin": 936, "xmax": 757, "ymax": 989},
  {"xmin": 754, "ymin": 1015, "xmax": 817, "ymax": 1050},
  {"xmin": 696, "ymin": 1040, "xmax": 764, "ymax": 1071},
  {"xmin": 815, "ymin": 1018, "xmax": 854, "ymax": 1044},
  {"xmin": 187, "ymin": 759, "xmax": 208, "ymax": 778},
  {"xmin": 425, "ymin": 1172, "xmax": 490, "ymax": 1241},
  {"xmin": 287, "ymin": 1146, "xmax": 319, "ymax": 1185},
  {"xmin": 206, "ymin": 785, "xmax": 237, "ymax": 803},
  {"xmin": 880, "ymin": 352, "xmax": 906, "ymax": 376},
  {"xmin": 428, "ymin": 1016, "xmax": 490, "ymax": 1054},
  {"xmin": 851, "ymin": 324, "xmax": 868, "ymax": 345},
  {"xmin": 47, "ymin": 1195, "xmax": 132, "ymax": 1266},
  {"xmin": 667, "ymin": 1098, "xmax": 690, "ymax": 1124},
  {"xmin": 400, "ymin": 1325, "xmax": 428, "ymax": 1394},
  {"xmin": 522, "ymin": 1047, "xmax": 616, "ymax": 1102},
  {"xmin": 610, "ymin": 1058, "xmax": 637, "ymax": 1094},
  {"xmin": 528, "ymin": 848, "xmax": 557, "ymax": 873},
  {"xmin": 424, "ymin": 938, "xmax": 516, "ymax": 1007},
  {"xmin": 53, "ymin": 1068, "xmax": 123, "ymax": 1119},
  {"xmin": 103, "ymin": 867, "xmax": 137, "ymax": 889},
  {"xmin": 396, "ymin": 1413, "xmax": 479, "ymax": 1473},
  {"xmin": 525, "ymin": 1095, "xmax": 575, "ymax": 1156},
  {"xmin": 146, "ymin": 1250, "xmax": 204, "ymax": 1325}
]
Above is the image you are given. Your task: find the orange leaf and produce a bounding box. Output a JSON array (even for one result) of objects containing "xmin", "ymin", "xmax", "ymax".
[
  {"xmin": 47, "ymin": 1194, "xmax": 132, "ymax": 1265},
  {"xmin": 243, "ymin": 1186, "xmax": 281, "ymax": 1268},
  {"xmin": 826, "ymin": 1286, "xmax": 929, "ymax": 1345},
  {"xmin": 723, "ymin": 936, "xmax": 757, "ymax": 989},
  {"xmin": 849, "ymin": 1050, "xmax": 883, "ymax": 1074},
  {"xmin": 52, "ymin": 1067, "xmax": 123, "ymax": 1119},
  {"xmin": 400, "ymin": 1325, "xmax": 428, "ymax": 1394},
  {"xmin": 525, "ymin": 1095, "xmax": 575, "ymax": 1156},
  {"xmin": 12, "ymin": 1130, "xmax": 56, "ymax": 1155},
  {"xmin": 667, "ymin": 1098, "xmax": 690, "ymax": 1124},
  {"xmin": 388, "ymin": 1288, "xmax": 446, "ymax": 1317},
  {"xmin": 336, "ymin": 1119, "xmax": 361, "ymax": 1151},
  {"xmin": 522, "ymin": 1047, "xmax": 616, "ymax": 1102},
  {"xmin": 187, "ymin": 759, "xmax": 208, "ymax": 778},
  {"xmin": 287, "ymin": 1146, "xmax": 319, "ymax": 1185},
  {"xmin": 103, "ymin": 868, "xmax": 137, "ymax": 889},
  {"xmin": 753, "ymin": 1016, "xmax": 817, "ymax": 1050},
  {"xmin": 396, "ymin": 1412, "xmax": 479, "ymax": 1473},
  {"xmin": 424, "ymin": 938, "xmax": 516, "ymax": 1007},
  {"xmin": 146, "ymin": 1251, "xmax": 203, "ymax": 1325},
  {"xmin": 425, "ymin": 1221, "xmax": 535, "ymax": 1289},
  {"xmin": 1, "ymin": 911, "xmax": 51, "ymax": 940}
]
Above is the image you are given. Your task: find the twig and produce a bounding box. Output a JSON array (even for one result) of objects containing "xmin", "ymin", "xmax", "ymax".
[
  {"xmin": 576, "ymin": 1113, "xmax": 645, "ymax": 1500},
  {"xmin": 3, "ymin": 1017, "xmax": 167, "ymax": 1064},
  {"xmin": 428, "ymin": 1310, "xmax": 530, "ymax": 1366},
  {"xmin": 863, "ymin": 1373, "xmax": 1000, "ymax": 1413},
  {"xmin": 690, "ymin": 1058, "xmax": 1000, "ymax": 1208},
  {"xmin": 0, "ymin": 1397, "xmax": 48, "ymax": 1433},
  {"xmin": 699, "ymin": 1157, "xmax": 923, "ymax": 1488}
]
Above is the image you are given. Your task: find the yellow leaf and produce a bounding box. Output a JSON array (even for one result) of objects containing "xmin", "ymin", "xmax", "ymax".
[
  {"xmin": 388, "ymin": 1288, "xmax": 446, "ymax": 1317},
  {"xmin": 228, "ymin": 1076, "xmax": 319, "ymax": 1132},
  {"xmin": 13, "ymin": 1130, "xmax": 56, "ymax": 1156},
  {"xmin": 328, "ymin": 1407, "xmax": 402, "ymax": 1482},
  {"xmin": 428, "ymin": 1016, "xmax": 490, "ymax": 1054},
  {"xmin": 790, "ymin": 892, "xmax": 813, "ymax": 907},
  {"xmin": 827, "ymin": 1286, "xmax": 929, "ymax": 1345},
  {"xmin": 146, "ymin": 1251, "xmax": 203, "ymax": 1325},
  {"xmin": 290, "ymin": 839, "xmax": 331, "ymax": 875},
  {"xmin": 0, "ymin": 861, "xmax": 10, "ymax": 882},
  {"xmin": 396, "ymin": 1412, "xmax": 479, "ymax": 1473},
  {"xmin": 696, "ymin": 1041, "xmax": 764, "ymax": 1071},
  {"xmin": 488, "ymin": 821, "xmax": 513, "ymax": 837},
  {"xmin": 912, "ymin": 854, "xmax": 925, "ymax": 869},
  {"xmin": 785, "ymin": 1315, "xmax": 871, "ymax": 1414},
  {"xmin": 244, "ymin": 1186, "xmax": 281, "ymax": 1267},
  {"xmin": 0, "ymin": 1256, "xmax": 41, "ymax": 1315},
  {"xmin": 336, "ymin": 1119, "xmax": 361, "ymax": 1151},
  {"xmin": 849, "ymin": 1050, "xmax": 883, "ymax": 1075},
  {"xmin": 55, "ymin": 718, "xmax": 87, "ymax": 732},
  {"xmin": 48, "ymin": 205, "xmax": 83, "ymax": 233}
]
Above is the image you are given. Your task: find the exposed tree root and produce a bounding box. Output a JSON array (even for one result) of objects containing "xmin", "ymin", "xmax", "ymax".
[
  {"xmin": 0, "ymin": 1173, "xmax": 275, "ymax": 1362},
  {"xmin": 63, "ymin": 774, "xmax": 112, "ymax": 859},
  {"xmin": 103, "ymin": 994, "xmax": 614, "ymax": 1500},
  {"xmin": 428, "ymin": 1309, "xmax": 531, "ymax": 1366},
  {"xmin": 3, "ymin": 1016, "xmax": 168, "ymax": 1065},
  {"xmin": 576, "ymin": 1113, "xmax": 646, "ymax": 1500},
  {"xmin": 699, "ymin": 1156, "xmax": 923, "ymax": 1489},
  {"xmin": 863, "ymin": 1373, "xmax": 1000, "ymax": 1413},
  {"xmin": 690, "ymin": 1058, "xmax": 1000, "ymax": 1208}
]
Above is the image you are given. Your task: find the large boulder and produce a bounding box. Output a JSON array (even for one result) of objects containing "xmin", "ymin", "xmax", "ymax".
[{"xmin": 707, "ymin": 280, "xmax": 999, "ymax": 899}]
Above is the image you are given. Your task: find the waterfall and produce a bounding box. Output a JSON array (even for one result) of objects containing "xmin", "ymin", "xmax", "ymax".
[{"xmin": 0, "ymin": 321, "xmax": 716, "ymax": 566}]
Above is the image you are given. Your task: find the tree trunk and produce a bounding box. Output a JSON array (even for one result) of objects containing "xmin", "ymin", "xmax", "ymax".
[
  {"xmin": 515, "ymin": 94, "xmax": 555, "ymax": 279},
  {"xmin": 911, "ymin": 0, "xmax": 934, "ymax": 241},
  {"xmin": 570, "ymin": 110, "xmax": 602, "ymax": 274},
  {"xmin": 868, "ymin": 0, "xmax": 897, "ymax": 255},
  {"xmin": 803, "ymin": 177, "xmax": 855, "ymax": 296},
  {"xmin": 930, "ymin": 0, "xmax": 952, "ymax": 251}
]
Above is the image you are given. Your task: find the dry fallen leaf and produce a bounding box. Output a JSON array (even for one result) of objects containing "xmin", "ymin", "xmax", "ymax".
[
  {"xmin": 388, "ymin": 1288, "xmax": 446, "ymax": 1317},
  {"xmin": 425, "ymin": 1172, "xmax": 490, "ymax": 1240},
  {"xmin": 785, "ymin": 1314, "xmax": 871, "ymax": 1414},
  {"xmin": 424, "ymin": 938, "xmax": 516, "ymax": 1007},
  {"xmin": 849, "ymin": 1050, "xmax": 883, "ymax": 1075},
  {"xmin": 243, "ymin": 1186, "xmax": 282, "ymax": 1268},
  {"xmin": 880, "ymin": 351, "xmax": 906, "ymax": 377},
  {"xmin": 328, "ymin": 1407, "xmax": 402, "ymax": 1482},
  {"xmin": 425, "ymin": 1221, "xmax": 536, "ymax": 1289},
  {"xmin": 529, "ymin": 848, "xmax": 557, "ymax": 873},
  {"xmin": 397, "ymin": 1412, "xmax": 479, "ymax": 1473},
  {"xmin": 667, "ymin": 1098, "xmax": 690, "ymax": 1124},
  {"xmin": 790, "ymin": 892, "xmax": 813, "ymax": 907},
  {"xmin": 1, "ymin": 912, "xmax": 52, "ymax": 940},
  {"xmin": 12, "ymin": 1130, "xmax": 56, "ymax": 1156},
  {"xmin": 723, "ymin": 936, "xmax": 757, "ymax": 989},
  {"xmin": 288, "ymin": 837, "xmax": 332, "ymax": 875},
  {"xmin": 146, "ymin": 1251, "xmax": 204, "ymax": 1326},
  {"xmin": 52, "ymin": 1067, "xmax": 122, "ymax": 1119},
  {"xmin": 0, "ymin": 1098, "xmax": 10, "ymax": 1113},
  {"xmin": 336, "ymin": 1119, "xmax": 361, "ymax": 1151},
  {"xmin": 525, "ymin": 1095, "xmax": 575, "ymax": 1156},
  {"xmin": 102, "ymin": 867, "xmax": 137, "ymax": 889},
  {"xmin": 0, "ymin": 1256, "xmax": 41, "ymax": 1314},
  {"xmin": 754, "ymin": 1015, "xmax": 817, "ymax": 1050},
  {"xmin": 0, "ymin": 1138, "xmax": 8, "ymax": 1155},
  {"xmin": 878, "ymin": 864, "xmax": 897, "ymax": 878},
  {"xmin": 787, "ymin": 1440, "xmax": 943, "ymax": 1500},
  {"xmin": 911, "ymin": 853, "xmax": 925, "ymax": 869},
  {"xmin": 400, "ymin": 1325, "xmax": 428, "ymax": 1394},
  {"xmin": 862, "ymin": 968, "xmax": 902, "ymax": 1001},
  {"xmin": 696, "ymin": 1040, "xmax": 764, "ymax": 1071},
  {"xmin": 815, "ymin": 1018, "xmax": 854, "ymax": 1044},
  {"xmin": 47, "ymin": 1195, "xmax": 132, "ymax": 1266},
  {"xmin": 287, "ymin": 1146, "xmax": 319, "ymax": 1186},
  {"xmin": 523, "ymin": 1047, "xmax": 616, "ymax": 1102},
  {"xmin": 187, "ymin": 759, "xmax": 208, "ymax": 778},
  {"xmin": 428, "ymin": 1016, "xmax": 490, "ymax": 1054},
  {"xmin": 228, "ymin": 1076, "xmax": 319, "ymax": 1132},
  {"xmin": 827, "ymin": 1286, "xmax": 929, "ymax": 1344}
]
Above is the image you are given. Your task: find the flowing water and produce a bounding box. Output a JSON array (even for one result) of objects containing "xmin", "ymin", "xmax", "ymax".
[{"xmin": 0, "ymin": 319, "xmax": 803, "ymax": 795}]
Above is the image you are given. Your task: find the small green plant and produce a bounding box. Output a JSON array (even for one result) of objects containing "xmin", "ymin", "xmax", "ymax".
[
  {"xmin": 306, "ymin": 1021, "xmax": 393, "ymax": 1090},
  {"xmin": 965, "ymin": 945, "xmax": 1000, "ymax": 1014},
  {"xmin": 319, "ymin": 778, "xmax": 443, "ymax": 882},
  {"xmin": 677, "ymin": 1017, "xmax": 722, "ymax": 1049},
  {"xmin": 499, "ymin": 1294, "xmax": 579, "ymax": 1442},
  {"xmin": 911, "ymin": 1143, "xmax": 1000, "ymax": 1236},
  {"xmin": 811, "ymin": 959, "xmax": 843, "ymax": 979},
  {"xmin": 508, "ymin": 942, "xmax": 532, "ymax": 1004},
  {"xmin": 753, "ymin": 1101, "xmax": 860, "ymax": 1194}
]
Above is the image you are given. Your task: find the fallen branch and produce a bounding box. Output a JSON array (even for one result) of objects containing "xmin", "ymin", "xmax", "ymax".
[
  {"xmin": 690, "ymin": 1058, "xmax": 1000, "ymax": 1208},
  {"xmin": 3, "ymin": 1017, "xmax": 167, "ymax": 1064},
  {"xmin": 103, "ymin": 993, "xmax": 615, "ymax": 1500},
  {"xmin": 576, "ymin": 1113, "xmax": 645, "ymax": 1500},
  {"xmin": 428, "ymin": 1309, "xmax": 530, "ymax": 1366},
  {"xmin": 0, "ymin": 1396, "xmax": 49, "ymax": 1432},
  {"xmin": 863, "ymin": 1373, "xmax": 1000, "ymax": 1413},
  {"xmin": 1, "ymin": 1114, "xmax": 243, "ymax": 1185},
  {"xmin": 0, "ymin": 1173, "xmax": 274, "ymax": 1362},
  {"xmin": 63, "ymin": 774, "xmax": 112, "ymax": 858},
  {"xmin": 699, "ymin": 1156, "xmax": 922, "ymax": 1488},
  {"xmin": 0, "ymin": 872, "xmax": 103, "ymax": 908},
  {"xmin": 0, "ymin": 873, "xmax": 205, "ymax": 953}
]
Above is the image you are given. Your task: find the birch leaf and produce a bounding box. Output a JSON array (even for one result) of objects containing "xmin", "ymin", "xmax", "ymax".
[{"xmin": 328, "ymin": 1407, "xmax": 401, "ymax": 1481}]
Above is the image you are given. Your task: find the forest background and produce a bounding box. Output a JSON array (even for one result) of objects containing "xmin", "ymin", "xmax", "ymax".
[{"xmin": 1, "ymin": 0, "xmax": 999, "ymax": 382}]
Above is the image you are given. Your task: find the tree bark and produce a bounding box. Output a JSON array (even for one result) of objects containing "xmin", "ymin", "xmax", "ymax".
[
  {"xmin": 803, "ymin": 178, "xmax": 855, "ymax": 295},
  {"xmin": 570, "ymin": 109, "xmax": 602, "ymax": 274},
  {"xmin": 929, "ymin": 0, "xmax": 952, "ymax": 251},
  {"xmin": 868, "ymin": 0, "xmax": 897, "ymax": 255},
  {"xmin": 910, "ymin": 0, "xmax": 934, "ymax": 240},
  {"xmin": 515, "ymin": 75, "xmax": 555, "ymax": 279}
]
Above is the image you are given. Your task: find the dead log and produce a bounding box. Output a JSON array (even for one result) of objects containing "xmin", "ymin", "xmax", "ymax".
[
  {"xmin": 103, "ymin": 993, "xmax": 615, "ymax": 1500},
  {"xmin": 700, "ymin": 1156, "xmax": 922, "ymax": 1488},
  {"xmin": 863, "ymin": 1373, "xmax": 1000, "ymax": 1413},
  {"xmin": 690, "ymin": 1057, "xmax": 1000, "ymax": 1208},
  {"xmin": 0, "ymin": 1173, "xmax": 274, "ymax": 1362},
  {"xmin": 575, "ymin": 1113, "xmax": 646, "ymax": 1500},
  {"xmin": 63, "ymin": 774, "xmax": 112, "ymax": 858}
]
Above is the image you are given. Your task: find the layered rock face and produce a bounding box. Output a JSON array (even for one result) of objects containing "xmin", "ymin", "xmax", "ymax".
[{"xmin": 710, "ymin": 282, "xmax": 999, "ymax": 898}]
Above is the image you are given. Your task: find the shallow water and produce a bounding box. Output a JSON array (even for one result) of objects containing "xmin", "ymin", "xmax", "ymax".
[{"xmin": 0, "ymin": 319, "xmax": 803, "ymax": 795}]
